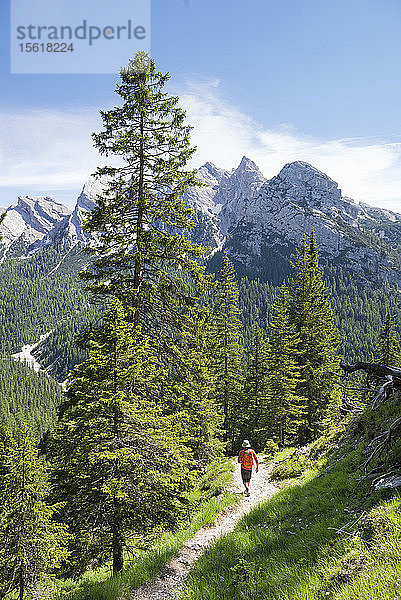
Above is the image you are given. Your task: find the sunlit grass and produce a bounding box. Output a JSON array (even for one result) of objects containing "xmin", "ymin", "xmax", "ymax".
[
  {"xmin": 51, "ymin": 457, "xmax": 239, "ymax": 600},
  {"xmin": 180, "ymin": 442, "xmax": 401, "ymax": 600}
]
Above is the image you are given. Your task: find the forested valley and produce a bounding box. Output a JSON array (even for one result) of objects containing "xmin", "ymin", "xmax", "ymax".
[{"xmin": 0, "ymin": 53, "xmax": 401, "ymax": 600}]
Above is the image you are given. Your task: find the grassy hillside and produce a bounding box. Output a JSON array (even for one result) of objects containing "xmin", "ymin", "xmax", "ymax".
[
  {"xmin": 181, "ymin": 398, "xmax": 401, "ymax": 599},
  {"xmin": 50, "ymin": 458, "xmax": 238, "ymax": 600}
]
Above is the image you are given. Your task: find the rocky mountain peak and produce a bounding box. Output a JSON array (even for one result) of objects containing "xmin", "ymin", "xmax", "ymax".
[
  {"xmin": 17, "ymin": 194, "xmax": 70, "ymax": 217},
  {"xmin": 76, "ymin": 179, "xmax": 103, "ymax": 212},
  {"xmin": 184, "ymin": 162, "xmax": 230, "ymax": 217},
  {"xmin": 201, "ymin": 161, "xmax": 229, "ymax": 182},
  {"xmin": 275, "ymin": 161, "xmax": 342, "ymax": 207},
  {"xmin": 279, "ymin": 160, "xmax": 324, "ymax": 179},
  {"xmin": 217, "ymin": 157, "xmax": 266, "ymax": 234},
  {"xmin": 59, "ymin": 179, "xmax": 105, "ymax": 247},
  {"xmin": 0, "ymin": 196, "xmax": 71, "ymax": 257},
  {"xmin": 236, "ymin": 155, "xmax": 264, "ymax": 175}
]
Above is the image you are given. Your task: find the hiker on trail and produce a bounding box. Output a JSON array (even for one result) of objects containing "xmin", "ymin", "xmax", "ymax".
[{"xmin": 238, "ymin": 440, "xmax": 258, "ymax": 496}]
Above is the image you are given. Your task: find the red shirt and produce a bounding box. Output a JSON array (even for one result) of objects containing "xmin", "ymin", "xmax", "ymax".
[{"xmin": 238, "ymin": 448, "xmax": 258, "ymax": 471}]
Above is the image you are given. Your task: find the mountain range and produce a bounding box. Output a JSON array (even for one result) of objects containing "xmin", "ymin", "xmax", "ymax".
[
  {"xmin": 1, "ymin": 158, "xmax": 401, "ymax": 382},
  {"xmin": 1, "ymin": 159, "xmax": 401, "ymax": 285},
  {"xmin": 184, "ymin": 158, "xmax": 401, "ymax": 285}
]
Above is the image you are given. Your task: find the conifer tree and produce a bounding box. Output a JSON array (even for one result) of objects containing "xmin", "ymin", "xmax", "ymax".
[
  {"xmin": 286, "ymin": 232, "xmax": 340, "ymax": 442},
  {"xmin": 212, "ymin": 254, "xmax": 244, "ymax": 452},
  {"xmin": 169, "ymin": 304, "xmax": 224, "ymax": 462},
  {"xmin": 373, "ymin": 311, "xmax": 401, "ymax": 367},
  {"xmin": 241, "ymin": 324, "xmax": 270, "ymax": 447},
  {"xmin": 49, "ymin": 299, "xmax": 193, "ymax": 576},
  {"xmin": 0, "ymin": 424, "xmax": 68, "ymax": 599},
  {"xmin": 0, "ymin": 423, "xmax": 11, "ymax": 482},
  {"xmin": 81, "ymin": 52, "xmax": 206, "ymax": 335},
  {"xmin": 264, "ymin": 287, "xmax": 307, "ymax": 446}
]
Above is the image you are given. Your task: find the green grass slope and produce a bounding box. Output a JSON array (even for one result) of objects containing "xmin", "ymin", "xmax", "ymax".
[
  {"xmin": 50, "ymin": 458, "xmax": 239, "ymax": 600},
  {"xmin": 181, "ymin": 403, "xmax": 401, "ymax": 600}
]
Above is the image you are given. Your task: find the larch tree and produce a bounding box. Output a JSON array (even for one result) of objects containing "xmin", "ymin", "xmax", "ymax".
[
  {"xmin": 286, "ymin": 232, "xmax": 340, "ymax": 442},
  {"xmin": 212, "ymin": 254, "xmax": 244, "ymax": 452},
  {"xmin": 49, "ymin": 299, "xmax": 193, "ymax": 576},
  {"xmin": 373, "ymin": 311, "xmax": 401, "ymax": 367},
  {"xmin": 0, "ymin": 424, "xmax": 69, "ymax": 600}
]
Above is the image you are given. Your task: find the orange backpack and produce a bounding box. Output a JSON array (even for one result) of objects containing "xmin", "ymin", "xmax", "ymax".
[{"xmin": 242, "ymin": 449, "xmax": 253, "ymax": 470}]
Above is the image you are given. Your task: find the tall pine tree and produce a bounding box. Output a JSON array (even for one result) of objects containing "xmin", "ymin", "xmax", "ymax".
[
  {"xmin": 286, "ymin": 232, "xmax": 340, "ymax": 442},
  {"xmin": 212, "ymin": 254, "xmax": 244, "ymax": 452},
  {"xmin": 373, "ymin": 311, "xmax": 401, "ymax": 367},
  {"xmin": 264, "ymin": 287, "xmax": 307, "ymax": 446},
  {"xmin": 49, "ymin": 300, "xmax": 193, "ymax": 576}
]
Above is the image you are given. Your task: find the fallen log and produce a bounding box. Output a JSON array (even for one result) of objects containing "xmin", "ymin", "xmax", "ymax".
[{"xmin": 340, "ymin": 362, "xmax": 401, "ymax": 382}]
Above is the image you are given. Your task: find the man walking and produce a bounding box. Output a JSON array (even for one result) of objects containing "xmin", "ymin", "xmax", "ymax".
[{"xmin": 238, "ymin": 440, "xmax": 258, "ymax": 496}]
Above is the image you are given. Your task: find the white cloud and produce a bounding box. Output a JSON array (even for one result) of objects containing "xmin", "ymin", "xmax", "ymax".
[
  {"xmin": 1, "ymin": 84, "xmax": 401, "ymax": 213},
  {"xmin": 180, "ymin": 81, "xmax": 401, "ymax": 213},
  {"xmin": 0, "ymin": 107, "xmax": 101, "ymax": 191}
]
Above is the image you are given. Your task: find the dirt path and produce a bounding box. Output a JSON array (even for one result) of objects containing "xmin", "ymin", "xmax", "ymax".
[{"xmin": 131, "ymin": 456, "xmax": 278, "ymax": 600}]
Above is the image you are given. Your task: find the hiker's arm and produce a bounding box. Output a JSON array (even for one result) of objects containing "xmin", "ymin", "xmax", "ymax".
[
  {"xmin": 238, "ymin": 450, "xmax": 243, "ymax": 463},
  {"xmin": 254, "ymin": 452, "xmax": 259, "ymax": 472}
]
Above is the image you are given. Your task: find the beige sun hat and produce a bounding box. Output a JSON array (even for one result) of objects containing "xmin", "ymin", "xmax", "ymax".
[{"xmin": 242, "ymin": 439, "xmax": 251, "ymax": 448}]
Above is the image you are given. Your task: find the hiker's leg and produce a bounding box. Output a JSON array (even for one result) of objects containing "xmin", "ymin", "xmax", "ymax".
[
  {"xmin": 246, "ymin": 472, "xmax": 252, "ymax": 494},
  {"xmin": 241, "ymin": 469, "xmax": 248, "ymax": 493},
  {"xmin": 242, "ymin": 468, "xmax": 251, "ymax": 494}
]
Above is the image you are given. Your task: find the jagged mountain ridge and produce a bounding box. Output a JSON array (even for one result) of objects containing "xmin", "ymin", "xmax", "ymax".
[
  {"xmin": 32, "ymin": 179, "xmax": 101, "ymax": 252},
  {"xmin": 2, "ymin": 160, "xmax": 401, "ymax": 380},
  {"xmin": 1, "ymin": 159, "xmax": 401, "ymax": 285},
  {"xmin": 0, "ymin": 196, "xmax": 71, "ymax": 259},
  {"xmin": 185, "ymin": 158, "xmax": 401, "ymax": 284}
]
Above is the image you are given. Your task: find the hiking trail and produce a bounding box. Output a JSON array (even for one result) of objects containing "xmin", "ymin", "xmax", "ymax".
[{"xmin": 131, "ymin": 456, "xmax": 278, "ymax": 600}]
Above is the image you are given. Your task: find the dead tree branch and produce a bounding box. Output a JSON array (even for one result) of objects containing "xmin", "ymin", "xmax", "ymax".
[
  {"xmin": 340, "ymin": 362, "xmax": 401, "ymax": 380},
  {"xmin": 340, "ymin": 362, "xmax": 401, "ymax": 411},
  {"xmin": 363, "ymin": 416, "xmax": 401, "ymax": 473},
  {"xmin": 372, "ymin": 376, "xmax": 394, "ymax": 409}
]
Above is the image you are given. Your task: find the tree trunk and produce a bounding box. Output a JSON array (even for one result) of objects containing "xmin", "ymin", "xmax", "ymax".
[
  {"xmin": 223, "ymin": 296, "xmax": 229, "ymax": 448},
  {"xmin": 19, "ymin": 562, "xmax": 24, "ymax": 600},
  {"xmin": 133, "ymin": 109, "xmax": 145, "ymax": 327},
  {"xmin": 112, "ymin": 522, "xmax": 124, "ymax": 574}
]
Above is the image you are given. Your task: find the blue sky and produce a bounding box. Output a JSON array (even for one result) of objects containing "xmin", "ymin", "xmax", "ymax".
[{"xmin": 1, "ymin": 0, "xmax": 401, "ymax": 210}]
